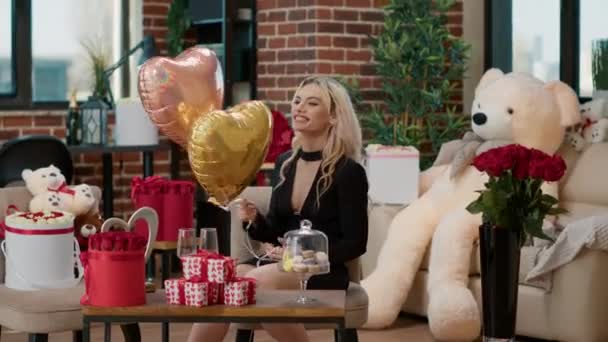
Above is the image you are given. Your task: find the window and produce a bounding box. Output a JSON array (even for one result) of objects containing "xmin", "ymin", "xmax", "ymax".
[
  {"xmin": 487, "ymin": 0, "xmax": 605, "ymax": 99},
  {"xmin": 512, "ymin": 0, "xmax": 560, "ymax": 82},
  {"xmin": 0, "ymin": 0, "xmax": 13, "ymax": 95},
  {"xmin": 1, "ymin": 0, "xmax": 125, "ymax": 109}
]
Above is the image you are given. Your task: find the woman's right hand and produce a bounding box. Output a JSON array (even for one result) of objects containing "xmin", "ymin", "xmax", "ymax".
[{"xmin": 237, "ymin": 199, "xmax": 258, "ymax": 222}]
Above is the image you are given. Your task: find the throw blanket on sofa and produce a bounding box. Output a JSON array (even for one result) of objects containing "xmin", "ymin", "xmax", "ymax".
[{"xmin": 526, "ymin": 215, "xmax": 608, "ymax": 283}]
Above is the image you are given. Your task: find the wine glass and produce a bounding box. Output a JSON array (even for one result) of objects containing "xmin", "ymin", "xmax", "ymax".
[
  {"xmin": 199, "ymin": 227, "xmax": 219, "ymax": 254},
  {"xmin": 176, "ymin": 228, "xmax": 196, "ymax": 258}
]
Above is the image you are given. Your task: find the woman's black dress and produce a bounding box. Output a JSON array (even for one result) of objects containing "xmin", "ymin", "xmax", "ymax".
[{"xmin": 241, "ymin": 149, "xmax": 369, "ymax": 290}]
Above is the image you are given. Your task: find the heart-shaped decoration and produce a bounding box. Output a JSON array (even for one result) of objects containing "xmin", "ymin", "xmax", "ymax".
[
  {"xmin": 187, "ymin": 101, "xmax": 273, "ymax": 206},
  {"xmin": 100, "ymin": 207, "xmax": 158, "ymax": 261},
  {"xmin": 138, "ymin": 47, "xmax": 224, "ymax": 147}
]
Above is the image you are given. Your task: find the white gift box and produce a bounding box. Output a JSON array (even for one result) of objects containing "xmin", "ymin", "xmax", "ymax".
[
  {"xmin": 114, "ymin": 97, "xmax": 159, "ymax": 146},
  {"xmin": 365, "ymin": 144, "xmax": 420, "ymax": 205},
  {"xmin": 1, "ymin": 211, "xmax": 82, "ymax": 290}
]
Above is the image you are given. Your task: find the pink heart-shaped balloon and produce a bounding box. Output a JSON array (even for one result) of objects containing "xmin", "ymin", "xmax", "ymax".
[{"xmin": 137, "ymin": 47, "xmax": 224, "ymax": 147}]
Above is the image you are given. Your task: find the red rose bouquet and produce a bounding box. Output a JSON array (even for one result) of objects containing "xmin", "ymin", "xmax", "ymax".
[{"xmin": 466, "ymin": 144, "xmax": 567, "ymax": 245}]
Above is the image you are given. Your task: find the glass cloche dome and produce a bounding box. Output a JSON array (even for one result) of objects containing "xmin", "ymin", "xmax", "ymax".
[{"xmin": 278, "ymin": 219, "xmax": 330, "ymax": 304}]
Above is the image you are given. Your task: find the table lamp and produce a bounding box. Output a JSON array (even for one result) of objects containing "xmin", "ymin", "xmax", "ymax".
[{"xmin": 103, "ymin": 35, "xmax": 158, "ymax": 108}]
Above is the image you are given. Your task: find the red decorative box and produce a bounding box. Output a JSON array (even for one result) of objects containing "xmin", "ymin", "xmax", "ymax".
[
  {"xmin": 131, "ymin": 176, "xmax": 195, "ymax": 242},
  {"xmin": 81, "ymin": 232, "xmax": 148, "ymax": 307},
  {"xmin": 81, "ymin": 250, "xmax": 146, "ymax": 307}
]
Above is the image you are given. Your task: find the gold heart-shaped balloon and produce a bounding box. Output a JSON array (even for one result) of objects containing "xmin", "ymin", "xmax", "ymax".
[
  {"xmin": 187, "ymin": 101, "xmax": 273, "ymax": 206},
  {"xmin": 137, "ymin": 47, "xmax": 224, "ymax": 147}
]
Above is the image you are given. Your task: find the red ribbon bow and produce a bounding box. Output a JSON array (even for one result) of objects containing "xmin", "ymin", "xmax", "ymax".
[
  {"xmin": 582, "ymin": 117, "xmax": 598, "ymax": 134},
  {"xmin": 48, "ymin": 182, "xmax": 75, "ymax": 196}
]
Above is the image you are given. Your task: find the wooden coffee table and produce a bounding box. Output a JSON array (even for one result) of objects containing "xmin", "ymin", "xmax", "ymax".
[{"xmin": 82, "ymin": 289, "xmax": 346, "ymax": 342}]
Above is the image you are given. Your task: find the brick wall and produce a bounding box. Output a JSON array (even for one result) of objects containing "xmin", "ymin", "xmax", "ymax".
[
  {"xmin": 0, "ymin": 1, "xmax": 191, "ymax": 220},
  {"xmin": 256, "ymin": 0, "xmax": 464, "ymax": 113},
  {"xmin": 0, "ymin": 0, "xmax": 464, "ymax": 218}
]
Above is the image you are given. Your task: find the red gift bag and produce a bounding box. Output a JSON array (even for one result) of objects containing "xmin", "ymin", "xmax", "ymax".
[{"xmin": 131, "ymin": 176, "xmax": 195, "ymax": 242}]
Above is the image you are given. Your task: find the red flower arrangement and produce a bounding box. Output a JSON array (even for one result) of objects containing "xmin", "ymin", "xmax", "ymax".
[{"xmin": 466, "ymin": 144, "xmax": 567, "ymax": 245}]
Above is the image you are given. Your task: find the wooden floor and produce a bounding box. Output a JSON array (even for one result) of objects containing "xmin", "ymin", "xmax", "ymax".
[{"xmin": 1, "ymin": 316, "xmax": 435, "ymax": 342}]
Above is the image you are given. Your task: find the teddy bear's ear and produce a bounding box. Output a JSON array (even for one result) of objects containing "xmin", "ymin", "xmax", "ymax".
[
  {"xmin": 544, "ymin": 80, "xmax": 581, "ymax": 127},
  {"xmin": 475, "ymin": 68, "xmax": 504, "ymax": 96},
  {"xmin": 21, "ymin": 169, "xmax": 33, "ymax": 182}
]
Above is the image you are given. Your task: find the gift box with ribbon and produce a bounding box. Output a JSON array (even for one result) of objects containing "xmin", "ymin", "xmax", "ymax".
[
  {"xmin": 131, "ymin": 176, "xmax": 195, "ymax": 242},
  {"xmin": 81, "ymin": 231, "xmax": 148, "ymax": 307},
  {"xmin": 181, "ymin": 250, "xmax": 236, "ymax": 283},
  {"xmin": 184, "ymin": 281, "xmax": 210, "ymax": 307},
  {"xmin": 164, "ymin": 278, "xmax": 186, "ymax": 305},
  {"xmin": 224, "ymin": 277, "xmax": 257, "ymax": 306}
]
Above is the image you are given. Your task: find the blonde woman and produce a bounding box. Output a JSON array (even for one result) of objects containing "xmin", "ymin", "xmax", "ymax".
[{"xmin": 187, "ymin": 76, "xmax": 369, "ymax": 342}]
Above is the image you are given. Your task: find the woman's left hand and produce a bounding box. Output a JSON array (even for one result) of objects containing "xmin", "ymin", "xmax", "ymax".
[{"xmin": 264, "ymin": 244, "xmax": 284, "ymax": 261}]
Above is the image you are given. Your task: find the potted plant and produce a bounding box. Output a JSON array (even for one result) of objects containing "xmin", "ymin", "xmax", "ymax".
[
  {"xmin": 361, "ymin": 0, "xmax": 471, "ymax": 169},
  {"xmin": 465, "ymin": 144, "xmax": 567, "ymax": 340},
  {"xmin": 592, "ymin": 38, "xmax": 608, "ymax": 100},
  {"xmin": 167, "ymin": 0, "xmax": 191, "ymax": 58}
]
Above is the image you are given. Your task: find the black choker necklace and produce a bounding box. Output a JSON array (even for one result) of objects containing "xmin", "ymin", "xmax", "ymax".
[{"xmin": 300, "ymin": 150, "xmax": 322, "ymax": 161}]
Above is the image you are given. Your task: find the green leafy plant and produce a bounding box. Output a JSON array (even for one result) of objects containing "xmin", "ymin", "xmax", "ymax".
[
  {"xmin": 167, "ymin": 0, "xmax": 191, "ymax": 57},
  {"xmin": 360, "ymin": 0, "xmax": 471, "ymax": 169},
  {"xmin": 466, "ymin": 144, "xmax": 568, "ymax": 246},
  {"xmin": 81, "ymin": 38, "xmax": 110, "ymax": 99},
  {"xmin": 592, "ymin": 39, "xmax": 608, "ymax": 91}
]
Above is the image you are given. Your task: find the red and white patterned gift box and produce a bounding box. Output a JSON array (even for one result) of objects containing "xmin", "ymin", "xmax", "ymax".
[
  {"xmin": 181, "ymin": 251, "xmax": 236, "ymax": 283},
  {"xmin": 223, "ymin": 277, "xmax": 256, "ymax": 306},
  {"xmin": 208, "ymin": 258, "xmax": 236, "ymax": 283},
  {"xmin": 184, "ymin": 282, "xmax": 209, "ymax": 307},
  {"xmin": 164, "ymin": 278, "xmax": 186, "ymax": 305},
  {"xmin": 209, "ymin": 282, "xmax": 222, "ymax": 305}
]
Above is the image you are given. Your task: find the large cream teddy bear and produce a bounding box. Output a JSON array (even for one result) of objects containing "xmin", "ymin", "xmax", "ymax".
[
  {"xmin": 22, "ymin": 165, "xmax": 98, "ymax": 216},
  {"xmin": 361, "ymin": 69, "xmax": 581, "ymax": 340}
]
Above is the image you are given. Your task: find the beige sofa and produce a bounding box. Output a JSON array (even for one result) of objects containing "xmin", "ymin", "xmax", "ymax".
[
  {"xmin": 362, "ymin": 142, "xmax": 608, "ymax": 342},
  {"xmin": 232, "ymin": 142, "xmax": 608, "ymax": 342}
]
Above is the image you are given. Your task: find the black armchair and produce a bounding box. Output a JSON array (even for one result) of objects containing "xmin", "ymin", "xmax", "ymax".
[{"xmin": 0, "ymin": 135, "xmax": 74, "ymax": 187}]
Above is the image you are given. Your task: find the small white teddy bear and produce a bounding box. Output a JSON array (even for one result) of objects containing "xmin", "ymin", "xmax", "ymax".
[
  {"xmin": 565, "ymin": 98, "xmax": 608, "ymax": 151},
  {"xmin": 29, "ymin": 192, "xmax": 64, "ymax": 212},
  {"xmin": 22, "ymin": 165, "xmax": 98, "ymax": 216},
  {"xmin": 580, "ymin": 98, "xmax": 608, "ymax": 143}
]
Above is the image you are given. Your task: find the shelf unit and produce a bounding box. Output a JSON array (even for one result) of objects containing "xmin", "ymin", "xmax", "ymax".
[{"xmin": 188, "ymin": 0, "xmax": 257, "ymax": 108}]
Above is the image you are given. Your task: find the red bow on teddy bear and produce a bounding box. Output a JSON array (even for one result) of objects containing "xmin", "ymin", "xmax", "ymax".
[{"xmin": 48, "ymin": 182, "xmax": 75, "ymax": 196}]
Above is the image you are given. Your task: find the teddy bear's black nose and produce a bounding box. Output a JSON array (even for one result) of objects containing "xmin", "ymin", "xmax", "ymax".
[{"xmin": 472, "ymin": 113, "xmax": 487, "ymax": 125}]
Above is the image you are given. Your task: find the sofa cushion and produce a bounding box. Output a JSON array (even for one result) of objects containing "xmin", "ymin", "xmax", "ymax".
[
  {"xmin": 560, "ymin": 142, "xmax": 608, "ymax": 207},
  {"xmin": 0, "ymin": 283, "xmax": 84, "ymax": 333}
]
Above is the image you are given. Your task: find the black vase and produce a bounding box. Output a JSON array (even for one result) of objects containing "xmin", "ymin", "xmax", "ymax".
[{"xmin": 479, "ymin": 224, "xmax": 521, "ymax": 341}]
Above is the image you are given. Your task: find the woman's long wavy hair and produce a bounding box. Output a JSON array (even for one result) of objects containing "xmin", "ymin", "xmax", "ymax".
[{"xmin": 276, "ymin": 76, "xmax": 363, "ymax": 209}]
